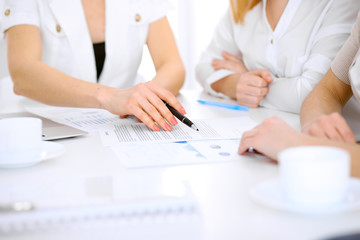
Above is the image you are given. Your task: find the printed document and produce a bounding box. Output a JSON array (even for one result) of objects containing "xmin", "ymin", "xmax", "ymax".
[
  {"xmin": 24, "ymin": 99, "xmax": 130, "ymax": 132},
  {"xmin": 99, "ymin": 117, "xmax": 257, "ymax": 146}
]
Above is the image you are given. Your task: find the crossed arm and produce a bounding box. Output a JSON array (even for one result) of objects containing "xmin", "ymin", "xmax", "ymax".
[{"xmin": 210, "ymin": 52, "xmax": 273, "ymax": 108}]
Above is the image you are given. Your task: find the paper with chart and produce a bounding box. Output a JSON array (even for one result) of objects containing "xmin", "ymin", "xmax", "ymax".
[
  {"xmin": 99, "ymin": 116, "xmax": 257, "ymax": 146},
  {"xmin": 111, "ymin": 139, "xmax": 247, "ymax": 168}
]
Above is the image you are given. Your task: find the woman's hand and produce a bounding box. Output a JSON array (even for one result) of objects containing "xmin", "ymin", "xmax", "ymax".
[
  {"xmin": 214, "ymin": 69, "xmax": 273, "ymax": 108},
  {"xmin": 212, "ymin": 70, "xmax": 272, "ymax": 108},
  {"xmin": 99, "ymin": 81, "xmax": 186, "ymax": 131},
  {"xmin": 210, "ymin": 52, "xmax": 272, "ymax": 108},
  {"xmin": 238, "ymin": 116, "xmax": 302, "ymax": 160},
  {"xmin": 234, "ymin": 69, "xmax": 273, "ymax": 107},
  {"xmin": 302, "ymin": 112, "xmax": 356, "ymax": 143}
]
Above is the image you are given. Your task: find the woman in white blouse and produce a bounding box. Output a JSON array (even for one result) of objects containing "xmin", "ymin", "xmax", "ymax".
[
  {"xmin": 238, "ymin": 12, "xmax": 360, "ymax": 177},
  {"xmin": 3, "ymin": 0, "xmax": 185, "ymax": 132},
  {"xmin": 196, "ymin": 0, "xmax": 359, "ymax": 113}
]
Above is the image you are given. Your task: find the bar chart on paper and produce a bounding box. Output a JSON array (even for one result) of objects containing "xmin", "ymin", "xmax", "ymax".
[{"xmin": 111, "ymin": 139, "xmax": 245, "ymax": 168}]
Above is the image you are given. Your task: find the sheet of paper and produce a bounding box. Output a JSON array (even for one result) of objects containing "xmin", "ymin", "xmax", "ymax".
[
  {"xmin": 110, "ymin": 140, "xmax": 244, "ymax": 168},
  {"xmin": 47, "ymin": 110, "xmax": 128, "ymax": 132},
  {"xmin": 23, "ymin": 99, "xmax": 134, "ymax": 132},
  {"xmin": 100, "ymin": 116, "xmax": 257, "ymax": 146}
]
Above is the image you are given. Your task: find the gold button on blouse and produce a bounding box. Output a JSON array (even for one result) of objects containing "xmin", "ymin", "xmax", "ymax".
[
  {"xmin": 56, "ymin": 24, "xmax": 61, "ymax": 33},
  {"xmin": 270, "ymin": 39, "xmax": 274, "ymax": 45},
  {"xmin": 275, "ymin": 74, "xmax": 280, "ymax": 78},
  {"xmin": 135, "ymin": 13, "xmax": 141, "ymax": 22},
  {"xmin": 4, "ymin": 9, "xmax": 10, "ymax": 16}
]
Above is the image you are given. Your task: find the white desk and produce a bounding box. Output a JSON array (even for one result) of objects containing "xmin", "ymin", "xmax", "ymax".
[{"xmin": 1, "ymin": 90, "xmax": 360, "ymax": 240}]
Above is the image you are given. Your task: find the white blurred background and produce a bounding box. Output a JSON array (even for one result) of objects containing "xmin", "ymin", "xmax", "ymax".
[{"xmin": 138, "ymin": 0, "xmax": 229, "ymax": 90}]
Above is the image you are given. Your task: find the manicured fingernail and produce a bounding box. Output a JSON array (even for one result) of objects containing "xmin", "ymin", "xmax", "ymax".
[
  {"xmin": 166, "ymin": 124, "xmax": 172, "ymax": 131},
  {"xmin": 170, "ymin": 117, "xmax": 178, "ymax": 125},
  {"xmin": 180, "ymin": 107, "xmax": 186, "ymax": 114},
  {"xmin": 154, "ymin": 124, "xmax": 160, "ymax": 131}
]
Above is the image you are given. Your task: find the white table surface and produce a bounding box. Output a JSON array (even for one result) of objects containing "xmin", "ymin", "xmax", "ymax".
[{"xmin": 1, "ymin": 90, "xmax": 360, "ymax": 240}]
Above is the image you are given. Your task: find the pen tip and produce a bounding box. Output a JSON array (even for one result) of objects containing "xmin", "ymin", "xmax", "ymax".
[{"xmin": 191, "ymin": 125, "xmax": 199, "ymax": 131}]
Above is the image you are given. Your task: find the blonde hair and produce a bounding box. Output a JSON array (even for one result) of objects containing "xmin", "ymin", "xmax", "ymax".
[{"xmin": 230, "ymin": 0, "xmax": 261, "ymax": 24}]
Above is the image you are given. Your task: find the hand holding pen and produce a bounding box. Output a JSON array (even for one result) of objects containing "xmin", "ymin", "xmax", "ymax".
[
  {"xmin": 162, "ymin": 100, "xmax": 199, "ymax": 131},
  {"xmin": 109, "ymin": 82, "xmax": 186, "ymax": 132}
]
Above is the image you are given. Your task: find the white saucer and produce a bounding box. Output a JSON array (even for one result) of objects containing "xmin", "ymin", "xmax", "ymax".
[
  {"xmin": 250, "ymin": 178, "xmax": 360, "ymax": 215},
  {"xmin": 0, "ymin": 141, "xmax": 65, "ymax": 169}
]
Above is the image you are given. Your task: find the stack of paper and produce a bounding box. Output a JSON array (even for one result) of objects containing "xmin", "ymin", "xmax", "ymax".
[{"xmin": 23, "ymin": 99, "xmax": 260, "ymax": 168}]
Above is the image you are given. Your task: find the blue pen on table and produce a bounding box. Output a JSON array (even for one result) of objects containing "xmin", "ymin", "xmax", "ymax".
[{"xmin": 197, "ymin": 100, "xmax": 249, "ymax": 111}]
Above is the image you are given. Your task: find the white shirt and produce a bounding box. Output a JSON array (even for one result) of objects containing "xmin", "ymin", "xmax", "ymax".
[
  {"xmin": 1, "ymin": 0, "xmax": 172, "ymax": 88},
  {"xmin": 196, "ymin": 0, "xmax": 360, "ymax": 113}
]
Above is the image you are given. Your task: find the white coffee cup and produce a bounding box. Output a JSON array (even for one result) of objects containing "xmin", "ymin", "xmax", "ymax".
[
  {"xmin": 0, "ymin": 117, "xmax": 42, "ymax": 163},
  {"xmin": 278, "ymin": 146, "xmax": 350, "ymax": 207}
]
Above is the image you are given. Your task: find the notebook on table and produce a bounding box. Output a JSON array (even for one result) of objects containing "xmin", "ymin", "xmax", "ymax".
[{"xmin": 0, "ymin": 112, "xmax": 87, "ymax": 140}]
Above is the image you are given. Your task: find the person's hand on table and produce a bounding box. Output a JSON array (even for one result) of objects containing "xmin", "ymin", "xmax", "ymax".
[
  {"xmin": 238, "ymin": 116, "xmax": 302, "ymax": 160},
  {"xmin": 221, "ymin": 70, "xmax": 273, "ymax": 108},
  {"xmin": 100, "ymin": 81, "xmax": 185, "ymax": 131},
  {"xmin": 210, "ymin": 51, "xmax": 273, "ymax": 108},
  {"xmin": 302, "ymin": 112, "xmax": 356, "ymax": 143}
]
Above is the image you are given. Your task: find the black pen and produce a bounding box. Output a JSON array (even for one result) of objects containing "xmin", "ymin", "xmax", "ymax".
[{"xmin": 162, "ymin": 100, "xmax": 199, "ymax": 131}]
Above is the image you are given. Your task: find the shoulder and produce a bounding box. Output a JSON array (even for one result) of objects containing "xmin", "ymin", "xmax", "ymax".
[
  {"xmin": 242, "ymin": 2, "xmax": 263, "ymax": 25},
  {"xmin": 130, "ymin": 0, "xmax": 173, "ymax": 23},
  {"xmin": 130, "ymin": 0, "xmax": 172, "ymax": 11},
  {"xmin": 324, "ymin": 0, "xmax": 360, "ymax": 22},
  {"xmin": 4, "ymin": 0, "xmax": 42, "ymax": 10},
  {"xmin": 2, "ymin": 0, "xmax": 42, "ymax": 34},
  {"xmin": 296, "ymin": 0, "xmax": 360, "ymax": 21}
]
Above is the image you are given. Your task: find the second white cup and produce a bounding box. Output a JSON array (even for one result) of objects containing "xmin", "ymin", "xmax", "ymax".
[{"xmin": 278, "ymin": 146, "xmax": 350, "ymax": 207}]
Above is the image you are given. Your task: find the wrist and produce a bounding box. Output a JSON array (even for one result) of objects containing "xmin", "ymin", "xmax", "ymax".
[
  {"xmin": 300, "ymin": 124, "xmax": 309, "ymax": 134},
  {"xmin": 300, "ymin": 118, "xmax": 316, "ymax": 134},
  {"xmin": 95, "ymin": 85, "xmax": 118, "ymax": 110},
  {"xmin": 211, "ymin": 74, "xmax": 239, "ymax": 98}
]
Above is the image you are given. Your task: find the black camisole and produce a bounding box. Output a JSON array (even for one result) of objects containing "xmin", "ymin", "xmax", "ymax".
[{"xmin": 93, "ymin": 42, "xmax": 106, "ymax": 81}]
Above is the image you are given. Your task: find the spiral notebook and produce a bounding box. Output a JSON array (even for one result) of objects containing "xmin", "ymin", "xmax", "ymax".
[{"xmin": 0, "ymin": 174, "xmax": 198, "ymax": 233}]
